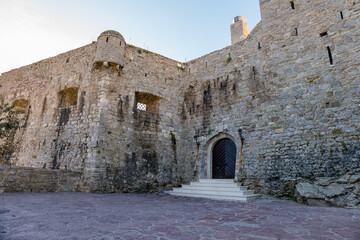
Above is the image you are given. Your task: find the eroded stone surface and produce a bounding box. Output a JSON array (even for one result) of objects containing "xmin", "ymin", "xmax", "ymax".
[
  {"xmin": 0, "ymin": 0, "xmax": 359, "ymax": 205},
  {"xmin": 295, "ymin": 173, "xmax": 360, "ymax": 208},
  {"xmin": 1, "ymin": 193, "xmax": 360, "ymax": 240}
]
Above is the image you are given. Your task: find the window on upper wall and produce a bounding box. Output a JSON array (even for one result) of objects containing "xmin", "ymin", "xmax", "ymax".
[
  {"xmin": 135, "ymin": 92, "xmax": 161, "ymax": 113},
  {"xmin": 291, "ymin": 28, "xmax": 299, "ymax": 36},
  {"xmin": 320, "ymin": 31, "xmax": 328, "ymax": 37},
  {"xmin": 327, "ymin": 46, "xmax": 334, "ymax": 65},
  {"xmin": 290, "ymin": 1, "xmax": 295, "ymax": 9},
  {"xmin": 58, "ymin": 87, "xmax": 79, "ymax": 108},
  {"xmin": 13, "ymin": 99, "xmax": 28, "ymax": 114},
  {"xmin": 137, "ymin": 102, "xmax": 147, "ymax": 111}
]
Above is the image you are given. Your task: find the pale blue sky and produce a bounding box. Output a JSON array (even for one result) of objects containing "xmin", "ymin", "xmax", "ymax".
[{"xmin": 0, "ymin": 0, "xmax": 261, "ymax": 74}]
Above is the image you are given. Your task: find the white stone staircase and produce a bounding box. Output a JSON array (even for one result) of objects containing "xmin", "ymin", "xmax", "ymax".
[{"xmin": 165, "ymin": 179, "xmax": 261, "ymax": 201}]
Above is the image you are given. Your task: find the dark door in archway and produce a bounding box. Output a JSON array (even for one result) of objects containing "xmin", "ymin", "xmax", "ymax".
[{"xmin": 212, "ymin": 138, "xmax": 236, "ymax": 179}]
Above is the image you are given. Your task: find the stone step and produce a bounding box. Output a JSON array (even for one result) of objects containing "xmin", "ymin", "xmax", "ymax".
[
  {"xmin": 166, "ymin": 179, "xmax": 261, "ymax": 201},
  {"xmin": 198, "ymin": 179, "xmax": 235, "ymax": 183},
  {"xmin": 166, "ymin": 191, "xmax": 261, "ymax": 201},
  {"xmin": 181, "ymin": 185, "xmax": 249, "ymax": 192},
  {"xmin": 171, "ymin": 188, "xmax": 255, "ymax": 196},
  {"xmin": 190, "ymin": 182, "xmax": 245, "ymax": 188}
]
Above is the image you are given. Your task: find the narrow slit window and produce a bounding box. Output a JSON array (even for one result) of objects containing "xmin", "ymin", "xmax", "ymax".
[
  {"xmin": 106, "ymin": 37, "xmax": 109, "ymax": 42},
  {"xmin": 295, "ymin": 28, "xmax": 298, "ymax": 36},
  {"xmin": 340, "ymin": 11, "xmax": 344, "ymax": 19},
  {"xmin": 120, "ymin": 41, "xmax": 122, "ymax": 46},
  {"xmin": 290, "ymin": 1, "xmax": 295, "ymax": 9},
  {"xmin": 320, "ymin": 31, "xmax": 328, "ymax": 37},
  {"xmin": 205, "ymin": 62, "xmax": 208, "ymax": 68},
  {"xmin": 258, "ymin": 42, "xmax": 261, "ymax": 49},
  {"xmin": 327, "ymin": 46, "xmax": 333, "ymax": 65}
]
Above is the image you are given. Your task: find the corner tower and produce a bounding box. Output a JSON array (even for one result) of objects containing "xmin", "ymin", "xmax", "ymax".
[
  {"xmin": 94, "ymin": 30, "xmax": 126, "ymax": 68},
  {"xmin": 230, "ymin": 16, "xmax": 249, "ymax": 45}
]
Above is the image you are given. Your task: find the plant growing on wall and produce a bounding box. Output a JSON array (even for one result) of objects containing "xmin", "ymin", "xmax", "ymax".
[{"xmin": 0, "ymin": 96, "xmax": 23, "ymax": 164}]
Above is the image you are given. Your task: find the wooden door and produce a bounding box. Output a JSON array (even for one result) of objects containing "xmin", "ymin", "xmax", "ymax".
[{"xmin": 212, "ymin": 138, "xmax": 236, "ymax": 179}]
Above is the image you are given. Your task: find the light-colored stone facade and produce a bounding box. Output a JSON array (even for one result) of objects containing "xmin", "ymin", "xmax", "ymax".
[
  {"xmin": 0, "ymin": 0, "xmax": 359, "ymax": 201},
  {"xmin": 231, "ymin": 16, "xmax": 250, "ymax": 45}
]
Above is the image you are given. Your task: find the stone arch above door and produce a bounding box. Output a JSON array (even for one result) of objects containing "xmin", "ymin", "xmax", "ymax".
[{"xmin": 204, "ymin": 132, "xmax": 239, "ymax": 179}]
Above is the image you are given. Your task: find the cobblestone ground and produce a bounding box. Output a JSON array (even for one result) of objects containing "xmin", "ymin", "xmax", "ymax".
[{"xmin": 0, "ymin": 193, "xmax": 360, "ymax": 240}]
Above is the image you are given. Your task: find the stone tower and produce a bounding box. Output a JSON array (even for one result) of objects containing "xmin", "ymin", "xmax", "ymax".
[
  {"xmin": 94, "ymin": 30, "xmax": 126, "ymax": 68},
  {"xmin": 230, "ymin": 16, "xmax": 249, "ymax": 45}
]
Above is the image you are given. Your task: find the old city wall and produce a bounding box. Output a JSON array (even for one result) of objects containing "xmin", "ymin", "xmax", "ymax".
[
  {"xmin": 0, "ymin": 43, "xmax": 100, "ymax": 176},
  {"xmin": 0, "ymin": 38, "xmax": 186, "ymax": 192},
  {"xmin": 0, "ymin": 43, "xmax": 116, "ymax": 191},
  {"xmin": 0, "ymin": 164, "xmax": 81, "ymax": 192},
  {"xmin": 180, "ymin": 0, "xmax": 360, "ymax": 195},
  {"xmin": 0, "ymin": 0, "xmax": 359, "ymax": 195},
  {"xmin": 89, "ymin": 45, "xmax": 186, "ymax": 192}
]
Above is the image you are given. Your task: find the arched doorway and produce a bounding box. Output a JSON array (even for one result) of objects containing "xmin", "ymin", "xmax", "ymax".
[{"xmin": 212, "ymin": 138, "xmax": 236, "ymax": 179}]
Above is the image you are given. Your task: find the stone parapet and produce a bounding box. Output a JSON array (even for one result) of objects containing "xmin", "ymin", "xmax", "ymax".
[{"xmin": 0, "ymin": 164, "xmax": 81, "ymax": 192}]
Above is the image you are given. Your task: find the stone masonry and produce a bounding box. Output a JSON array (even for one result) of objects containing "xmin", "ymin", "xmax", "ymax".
[{"xmin": 0, "ymin": 0, "xmax": 359, "ymax": 206}]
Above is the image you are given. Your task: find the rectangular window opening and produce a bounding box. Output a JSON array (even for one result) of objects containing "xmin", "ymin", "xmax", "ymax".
[
  {"xmin": 320, "ymin": 31, "xmax": 328, "ymax": 37},
  {"xmin": 258, "ymin": 42, "xmax": 261, "ymax": 49},
  {"xmin": 290, "ymin": 1, "xmax": 295, "ymax": 9},
  {"xmin": 291, "ymin": 28, "xmax": 298, "ymax": 36},
  {"xmin": 340, "ymin": 11, "xmax": 344, "ymax": 19},
  {"xmin": 327, "ymin": 46, "xmax": 333, "ymax": 65},
  {"xmin": 59, "ymin": 87, "xmax": 79, "ymax": 108},
  {"xmin": 135, "ymin": 92, "xmax": 161, "ymax": 113},
  {"xmin": 137, "ymin": 102, "xmax": 147, "ymax": 111}
]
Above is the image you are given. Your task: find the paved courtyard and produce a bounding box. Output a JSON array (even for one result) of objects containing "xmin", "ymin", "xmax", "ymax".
[{"xmin": 0, "ymin": 193, "xmax": 359, "ymax": 240}]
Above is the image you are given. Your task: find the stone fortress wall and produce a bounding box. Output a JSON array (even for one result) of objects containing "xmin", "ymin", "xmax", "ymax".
[
  {"xmin": 0, "ymin": 0, "xmax": 359, "ymax": 199},
  {"xmin": 179, "ymin": 0, "xmax": 360, "ymax": 196},
  {"xmin": 0, "ymin": 34, "xmax": 185, "ymax": 192}
]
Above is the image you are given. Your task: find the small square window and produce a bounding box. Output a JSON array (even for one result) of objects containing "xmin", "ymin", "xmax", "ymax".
[
  {"xmin": 320, "ymin": 31, "xmax": 328, "ymax": 37},
  {"xmin": 137, "ymin": 102, "xmax": 147, "ymax": 111}
]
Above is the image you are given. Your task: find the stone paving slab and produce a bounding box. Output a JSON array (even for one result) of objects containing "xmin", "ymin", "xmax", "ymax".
[{"xmin": 0, "ymin": 193, "xmax": 359, "ymax": 240}]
